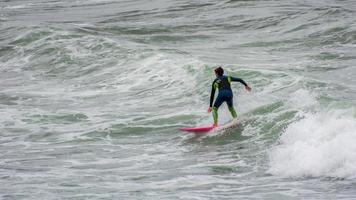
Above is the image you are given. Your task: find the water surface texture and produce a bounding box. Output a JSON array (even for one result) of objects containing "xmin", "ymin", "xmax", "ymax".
[{"xmin": 1, "ymin": 0, "xmax": 356, "ymax": 199}]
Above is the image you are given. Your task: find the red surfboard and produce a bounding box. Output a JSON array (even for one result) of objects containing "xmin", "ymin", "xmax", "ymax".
[
  {"xmin": 180, "ymin": 119, "xmax": 240, "ymax": 134},
  {"xmin": 179, "ymin": 125, "xmax": 218, "ymax": 134}
]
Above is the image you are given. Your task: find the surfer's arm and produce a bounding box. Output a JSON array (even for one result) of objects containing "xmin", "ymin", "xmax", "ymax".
[
  {"xmin": 230, "ymin": 76, "xmax": 252, "ymax": 91},
  {"xmin": 230, "ymin": 76, "xmax": 248, "ymax": 86},
  {"xmin": 209, "ymin": 81, "xmax": 217, "ymax": 108}
]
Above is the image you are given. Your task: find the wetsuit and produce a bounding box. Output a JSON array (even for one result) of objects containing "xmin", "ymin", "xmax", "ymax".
[{"xmin": 210, "ymin": 75, "xmax": 248, "ymax": 125}]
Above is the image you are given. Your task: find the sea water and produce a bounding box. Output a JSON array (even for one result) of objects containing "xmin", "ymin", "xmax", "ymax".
[{"xmin": 1, "ymin": 0, "xmax": 356, "ymax": 199}]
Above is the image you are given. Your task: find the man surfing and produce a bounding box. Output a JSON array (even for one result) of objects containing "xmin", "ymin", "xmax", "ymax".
[{"xmin": 208, "ymin": 67, "xmax": 252, "ymax": 126}]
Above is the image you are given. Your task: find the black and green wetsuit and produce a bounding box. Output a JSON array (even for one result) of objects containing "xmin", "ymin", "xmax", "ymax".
[{"xmin": 210, "ymin": 75, "xmax": 248, "ymax": 125}]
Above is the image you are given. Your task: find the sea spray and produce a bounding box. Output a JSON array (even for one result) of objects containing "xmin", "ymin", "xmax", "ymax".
[{"xmin": 268, "ymin": 110, "xmax": 356, "ymax": 178}]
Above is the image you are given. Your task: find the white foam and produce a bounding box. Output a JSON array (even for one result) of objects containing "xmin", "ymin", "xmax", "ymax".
[
  {"xmin": 3, "ymin": 4, "xmax": 33, "ymax": 9},
  {"xmin": 268, "ymin": 110, "xmax": 356, "ymax": 178},
  {"xmin": 288, "ymin": 89, "xmax": 317, "ymax": 108}
]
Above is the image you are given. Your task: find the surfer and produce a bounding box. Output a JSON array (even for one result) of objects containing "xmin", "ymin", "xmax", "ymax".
[{"xmin": 208, "ymin": 67, "xmax": 251, "ymax": 126}]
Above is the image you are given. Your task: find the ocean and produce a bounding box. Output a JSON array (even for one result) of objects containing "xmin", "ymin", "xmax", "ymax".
[{"xmin": 1, "ymin": 0, "xmax": 356, "ymax": 199}]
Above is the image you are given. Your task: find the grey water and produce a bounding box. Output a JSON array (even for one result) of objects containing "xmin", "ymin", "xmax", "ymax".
[{"xmin": 1, "ymin": 0, "xmax": 356, "ymax": 199}]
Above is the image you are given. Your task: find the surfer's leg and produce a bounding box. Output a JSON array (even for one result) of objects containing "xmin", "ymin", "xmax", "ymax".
[
  {"xmin": 226, "ymin": 96, "xmax": 237, "ymax": 118},
  {"xmin": 212, "ymin": 95, "xmax": 224, "ymax": 126},
  {"xmin": 228, "ymin": 106, "xmax": 237, "ymax": 118},
  {"xmin": 212, "ymin": 107, "xmax": 218, "ymax": 126}
]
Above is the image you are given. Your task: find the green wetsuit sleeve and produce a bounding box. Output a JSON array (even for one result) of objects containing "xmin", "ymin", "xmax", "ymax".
[
  {"xmin": 230, "ymin": 76, "xmax": 248, "ymax": 87},
  {"xmin": 209, "ymin": 81, "xmax": 217, "ymax": 107}
]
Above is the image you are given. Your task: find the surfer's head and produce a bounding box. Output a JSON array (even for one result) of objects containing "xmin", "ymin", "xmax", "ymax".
[{"xmin": 214, "ymin": 66, "xmax": 224, "ymax": 76}]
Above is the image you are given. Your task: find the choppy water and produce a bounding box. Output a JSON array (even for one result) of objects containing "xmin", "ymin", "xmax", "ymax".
[{"xmin": 1, "ymin": 0, "xmax": 356, "ymax": 199}]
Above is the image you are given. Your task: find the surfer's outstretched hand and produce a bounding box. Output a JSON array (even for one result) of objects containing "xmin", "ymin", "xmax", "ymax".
[
  {"xmin": 207, "ymin": 107, "xmax": 212, "ymax": 113},
  {"xmin": 245, "ymin": 85, "xmax": 252, "ymax": 92}
]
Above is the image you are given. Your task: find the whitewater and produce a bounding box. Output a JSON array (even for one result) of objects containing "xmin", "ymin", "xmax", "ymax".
[{"xmin": 1, "ymin": 0, "xmax": 356, "ymax": 199}]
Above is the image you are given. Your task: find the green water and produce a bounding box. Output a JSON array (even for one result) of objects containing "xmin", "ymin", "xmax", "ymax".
[{"xmin": 1, "ymin": 0, "xmax": 356, "ymax": 199}]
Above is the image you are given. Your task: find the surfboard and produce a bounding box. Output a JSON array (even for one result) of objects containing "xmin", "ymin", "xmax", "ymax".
[
  {"xmin": 179, "ymin": 125, "xmax": 217, "ymax": 134},
  {"xmin": 180, "ymin": 119, "xmax": 240, "ymax": 134}
]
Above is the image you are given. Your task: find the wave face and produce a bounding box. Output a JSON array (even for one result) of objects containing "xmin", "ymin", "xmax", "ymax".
[
  {"xmin": 269, "ymin": 110, "xmax": 356, "ymax": 178},
  {"xmin": 1, "ymin": 0, "xmax": 356, "ymax": 199}
]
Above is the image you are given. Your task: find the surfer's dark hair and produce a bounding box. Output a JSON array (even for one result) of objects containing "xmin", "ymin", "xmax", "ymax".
[{"xmin": 214, "ymin": 67, "xmax": 224, "ymax": 76}]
